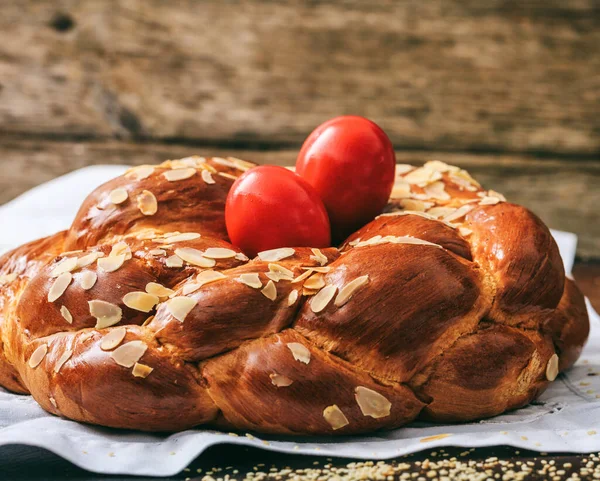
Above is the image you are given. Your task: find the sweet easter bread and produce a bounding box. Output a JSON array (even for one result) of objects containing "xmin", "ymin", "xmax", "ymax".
[{"xmin": 0, "ymin": 157, "xmax": 589, "ymax": 433}]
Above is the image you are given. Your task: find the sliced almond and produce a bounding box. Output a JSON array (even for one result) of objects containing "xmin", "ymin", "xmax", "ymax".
[
  {"xmin": 301, "ymin": 266, "xmax": 330, "ymax": 273},
  {"xmin": 396, "ymin": 164, "xmax": 414, "ymax": 175},
  {"xmin": 443, "ymin": 204, "xmax": 474, "ymax": 223},
  {"xmin": 449, "ymin": 169, "xmax": 481, "ymax": 190},
  {"xmin": 304, "ymin": 273, "xmax": 325, "ymax": 290},
  {"xmin": 54, "ymin": 349, "xmax": 73, "ymax": 373},
  {"xmin": 403, "ymin": 167, "xmax": 442, "ymax": 186},
  {"xmin": 227, "ymin": 156, "xmax": 254, "ymax": 171},
  {"xmin": 211, "ymin": 156, "xmax": 237, "ymax": 168},
  {"xmin": 323, "ymin": 405, "xmax": 349, "ymax": 430},
  {"xmin": 62, "ymin": 250, "xmax": 84, "ymax": 257},
  {"xmin": 182, "ymin": 282, "xmax": 201, "ymax": 295},
  {"xmin": 270, "ymin": 373, "xmax": 293, "ymax": 387},
  {"xmin": 149, "ymin": 249, "xmax": 167, "ymax": 257},
  {"xmin": 261, "ymin": 280, "xmax": 277, "ymax": 301},
  {"xmin": 97, "ymin": 254, "xmax": 126, "ymax": 273},
  {"xmin": 100, "ymin": 327, "xmax": 127, "ymax": 351},
  {"xmin": 355, "ymin": 386, "xmax": 391, "ymax": 418},
  {"xmin": 258, "ymin": 248, "xmax": 295, "ymax": 262},
  {"xmin": 109, "ymin": 188, "xmax": 128, "ymax": 205},
  {"xmin": 89, "ymin": 300, "xmax": 123, "ymax": 329},
  {"xmin": 50, "ymin": 257, "xmax": 78, "ymax": 277},
  {"xmin": 310, "ymin": 248, "xmax": 328, "ymax": 266},
  {"xmin": 266, "ymin": 263, "xmax": 294, "ymax": 282},
  {"xmin": 424, "ymin": 160, "xmax": 458, "ymax": 173},
  {"xmin": 390, "ymin": 236, "xmax": 441, "ymax": 248},
  {"xmin": 546, "ymin": 353, "xmax": 559, "ymax": 381},
  {"xmin": 201, "ymin": 162, "xmax": 216, "ymax": 173},
  {"xmin": 162, "ymin": 232, "xmax": 201, "ymax": 243},
  {"xmin": 203, "ymin": 247, "xmax": 237, "ymax": 259},
  {"xmin": 201, "ymin": 170, "xmax": 215, "ymax": 184},
  {"xmin": 335, "ymin": 275, "xmax": 369, "ymax": 307},
  {"xmin": 185, "ymin": 279, "xmax": 220, "ymax": 294},
  {"xmin": 167, "ymin": 296, "xmax": 197, "ymax": 322},
  {"xmin": 163, "ymin": 168, "xmax": 196, "ymax": 182},
  {"xmin": 291, "ymin": 270, "xmax": 313, "ymax": 284},
  {"xmin": 391, "ymin": 181, "xmax": 411, "ymax": 199},
  {"xmin": 80, "ymin": 332, "xmax": 94, "ymax": 342},
  {"xmin": 174, "ymin": 156, "xmax": 205, "ymax": 167},
  {"xmin": 488, "ymin": 189, "xmax": 506, "ymax": 201},
  {"xmin": 479, "ymin": 195, "xmax": 501, "ymax": 206},
  {"xmin": 0, "ymin": 273, "xmax": 17, "ymax": 285},
  {"xmin": 165, "ymin": 255, "xmax": 184, "ymax": 268},
  {"xmin": 287, "ymin": 342, "xmax": 310, "ymax": 364},
  {"xmin": 310, "ymin": 284, "xmax": 337, "ymax": 313},
  {"xmin": 76, "ymin": 251, "xmax": 104, "ymax": 268},
  {"xmin": 423, "ymin": 181, "xmax": 451, "ymax": 200},
  {"xmin": 458, "ymin": 227, "xmax": 473, "ymax": 237},
  {"xmin": 218, "ymin": 172, "xmax": 238, "ymax": 181},
  {"xmin": 48, "ymin": 272, "xmax": 72, "ymax": 302},
  {"xmin": 378, "ymin": 210, "xmax": 436, "ymax": 221},
  {"xmin": 235, "ymin": 252, "xmax": 249, "ymax": 262},
  {"xmin": 60, "ymin": 305, "xmax": 73, "ymax": 324},
  {"xmin": 137, "ymin": 190, "xmax": 158, "ymax": 216},
  {"xmin": 174, "ymin": 248, "xmax": 216, "ymax": 268},
  {"xmin": 109, "ymin": 241, "xmax": 132, "ymax": 259},
  {"xmin": 126, "ymin": 165, "xmax": 154, "ymax": 181},
  {"xmin": 237, "ymin": 273, "xmax": 262, "ymax": 289},
  {"xmin": 136, "ymin": 229, "xmax": 158, "ymax": 240},
  {"xmin": 110, "ymin": 340, "xmax": 148, "ymax": 368},
  {"xmin": 132, "ymin": 362, "xmax": 154, "ymax": 378},
  {"xmin": 354, "ymin": 235, "xmax": 440, "ymax": 249},
  {"xmin": 196, "ymin": 270, "xmax": 227, "ymax": 287},
  {"xmin": 80, "ymin": 271, "xmax": 98, "ymax": 290},
  {"xmin": 354, "ymin": 235, "xmax": 382, "ymax": 247},
  {"xmin": 123, "ymin": 292, "xmax": 159, "ymax": 312},
  {"xmin": 426, "ymin": 206, "xmax": 456, "ymax": 219},
  {"xmin": 145, "ymin": 282, "xmax": 175, "ymax": 298},
  {"xmin": 399, "ymin": 199, "xmax": 434, "ymax": 212},
  {"xmin": 287, "ymin": 290, "xmax": 299, "ymax": 307},
  {"xmin": 28, "ymin": 344, "xmax": 48, "ymax": 369}
]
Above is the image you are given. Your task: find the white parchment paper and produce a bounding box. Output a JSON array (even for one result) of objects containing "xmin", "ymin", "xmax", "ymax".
[{"xmin": 0, "ymin": 166, "xmax": 598, "ymax": 476}]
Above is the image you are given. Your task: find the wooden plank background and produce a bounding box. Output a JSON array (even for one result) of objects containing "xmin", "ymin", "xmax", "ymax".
[{"xmin": 0, "ymin": 0, "xmax": 599, "ymax": 258}]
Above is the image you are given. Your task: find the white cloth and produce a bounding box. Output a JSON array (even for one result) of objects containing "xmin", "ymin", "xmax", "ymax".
[{"xmin": 0, "ymin": 166, "xmax": 598, "ymax": 476}]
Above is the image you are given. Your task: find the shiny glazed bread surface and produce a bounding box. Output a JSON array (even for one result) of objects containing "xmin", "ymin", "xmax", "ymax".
[{"xmin": 0, "ymin": 157, "xmax": 589, "ymax": 434}]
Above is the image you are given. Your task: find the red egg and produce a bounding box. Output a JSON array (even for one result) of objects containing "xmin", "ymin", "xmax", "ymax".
[
  {"xmin": 225, "ymin": 165, "xmax": 331, "ymax": 257},
  {"xmin": 296, "ymin": 116, "xmax": 396, "ymax": 239}
]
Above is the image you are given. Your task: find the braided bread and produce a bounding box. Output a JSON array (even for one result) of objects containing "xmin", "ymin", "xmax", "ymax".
[{"xmin": 0, "ymin": 157, "xmax": 589, "ymax": 434}]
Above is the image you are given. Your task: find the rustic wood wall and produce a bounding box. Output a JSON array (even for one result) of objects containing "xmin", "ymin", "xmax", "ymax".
[{"xmin": 0, "ymin": 0, "xmax": 599, "ymax": 258}]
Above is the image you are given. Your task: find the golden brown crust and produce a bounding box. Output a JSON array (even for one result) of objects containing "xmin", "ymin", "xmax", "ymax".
[
  {"xmin": 295, "ymin": 242, "xmax": 489, "ymax": 383},
  {"xmin": 465, "ymin": 203, "xmax": 565, "ymax": 322},
  {"xmin": 204, "ymin": 330, "xmax": 424, "ymax": 435},
  {"xmin": 544, "ymin": 278, "xmax": 589, "ymax": 371},
  {"xmin": 0, "ymin": 157, "xmax": 590, "ymax": 434},
  {"xmin": 410, "ymin": 325, "xmax": 554, "ymax": 422}
]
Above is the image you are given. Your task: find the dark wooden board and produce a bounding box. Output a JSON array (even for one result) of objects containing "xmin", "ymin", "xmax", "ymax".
[
  {"xmin": 1, "ymin": 139, "xmax": 598, "ymax": 259},
  {"xmin": 573, "ymin": 262, "xmax": 600, "ymax": 313},
  {"xmin": 0, "ymin": 0, "xmax": 599, "ymax": 156},
  {"xmin": 2, "ymin": 443, "xmax": 598, "ymax": 480}
]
